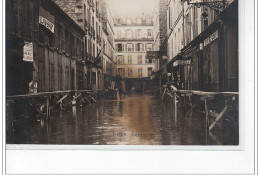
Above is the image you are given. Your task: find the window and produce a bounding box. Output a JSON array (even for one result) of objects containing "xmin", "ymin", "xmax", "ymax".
[
  {"xmin": 127, "ymin": 43, "xmax": 133, "ymax": 51},
  {"xmin": 138, "ymin": 55, "xmax": 142, "ymax": 64},
  {"xmin": 146, "ymin": 18, "xmax": 151, "ymax": 25},
  {"xmin": 127, "ymin": 55, "xmax": 132, "ymax": 64},
  {"xmin": 126, "ymin": 29, "xmax": 133, "ymax": 39},
  {"xmin": 126, "ymin": 18, "xmax": 132, "ymax": 25},
  {"xmin": 61, "ymin": 26, "xmax": 65, "ymax": 50},
  {"xmin": 147, "ymin": 29, "xmax": 152, "ymax": 37},
  {"xmin": 117, "ymin": 30, "xmax": 121, "ymax": 39},
  {"xmin": 128, "ymin": 68, "xmax": 132, "ymax": 78},
  {"xmin": 58, "ymin": 65, "xmax": 63, "ymax": 90},
  {"xmin": 117, "ymin": 55, "xmax": 125, "ymax": 64},
  {"xmin": 137, "ymin": 29, "xmax": 142, "ymax": 38},
  {"xmin": 117, "ymin": 43, "xmax": 124, "ymax": 52},
  {"xmin": 148, "ymin": 67, "xmax": 153, "ymax": 77},
  {"xmin": 65, "ymin": 29, "xmax": 69, "ymax": 53},
  {"xmin": 65, "ymin": 67, "xmax": 69, "ymax": 90},
  {"xmin": 117, "ymin": 68, "xmax": 125, "ymax": 77},
  {"xmin": 136, "ymin": 43, "xmax": 144, "ymax": 51},
  {"xmin": 138, "ymin": 68, "xmax": 143, "ymax": 78},
  {"xmin": 137, "ymin": 18, "xmax": 142, "ymax": 24},
  {"xmin": 147, "ymin": 43, "xmax": 153, "ymax": 51}
]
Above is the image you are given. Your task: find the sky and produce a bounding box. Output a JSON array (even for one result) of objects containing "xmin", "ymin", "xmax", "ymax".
[{"xmin": 107, "ymin": 0, "xmax": 158, "ymax": 18}]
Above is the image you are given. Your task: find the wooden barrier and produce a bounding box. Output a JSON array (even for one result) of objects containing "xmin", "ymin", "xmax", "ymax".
[
  {"xmin": 6, "ymin": 90, "xmax": 103, "ymax": 121},
  {"xmin": 161, "ymin": 86, "xmax": 239, "ymax": 144}
]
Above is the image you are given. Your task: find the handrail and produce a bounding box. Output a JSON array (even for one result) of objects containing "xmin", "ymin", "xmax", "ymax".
[
  {"xmin": 161, "ymin": 86, "xmax": 239, "ymax": 96},
  {"xmin": 6, "ymin": 89, "xmax": 103, "ymax": 100}
]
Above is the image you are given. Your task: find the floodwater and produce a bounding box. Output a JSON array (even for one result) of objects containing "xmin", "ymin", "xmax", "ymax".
[{"xmin": 7, "ymin": 93, "xmax": 238, "ymax": 145}]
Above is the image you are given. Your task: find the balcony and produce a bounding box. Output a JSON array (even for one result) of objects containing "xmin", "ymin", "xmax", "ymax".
[{"xmin": 114, "ymin": 38, "xmax": 154, "ymax": 42}]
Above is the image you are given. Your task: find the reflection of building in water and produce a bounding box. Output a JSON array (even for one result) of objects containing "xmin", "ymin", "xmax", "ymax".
[{"xmin": 112, "ymin": 95, "xmax": 155, "ymax": 141}]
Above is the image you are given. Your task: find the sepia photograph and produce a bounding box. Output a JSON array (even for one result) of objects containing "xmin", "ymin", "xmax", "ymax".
[{"xmin": 5, "ymin": 0, "xmax": 239, "ymax": 146}]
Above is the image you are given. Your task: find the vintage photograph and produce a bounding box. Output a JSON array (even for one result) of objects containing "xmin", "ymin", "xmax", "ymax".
[{"xmin": 6, "ymin": 0, "xmax": 238, "ymax": 145}]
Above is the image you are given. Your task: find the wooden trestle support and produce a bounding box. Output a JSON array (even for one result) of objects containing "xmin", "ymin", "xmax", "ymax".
[{"xmin": 161, "ymin": 85, "xmax": 239, "ymax": 144}]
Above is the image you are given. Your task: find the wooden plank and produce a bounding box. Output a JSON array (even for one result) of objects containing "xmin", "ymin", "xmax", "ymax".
[
  {"xmin": 209, "ymin": 106, "xmax": 228, "ymax": 131},
  {"xmin": 50, "ymin": 95, "xmax": 68, "ymax": 109},
  {"xmin": 162, "ymin": 88, "xmax": 167, "ymax": 100}
]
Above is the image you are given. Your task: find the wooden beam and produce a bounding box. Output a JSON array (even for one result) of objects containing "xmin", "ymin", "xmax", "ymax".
[{"xmin": 209, "ymin": 106, "xmax": 228, "ymax": 131}]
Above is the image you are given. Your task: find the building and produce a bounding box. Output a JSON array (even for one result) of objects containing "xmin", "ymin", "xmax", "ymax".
[
  {"xmin": 6, "ymin": 0, "xmax": 86, "ymax": 95},
  {"xmin": 54, "ymin": 0, "xmax": 104, "ymax": 90},
  {"xmin": 161, "ymin": 0, "xmax": 238, "ymax": 92},
  {"xmin": 100, "ymin": 0, "xmax": 116, "ymax": 88},
  {"xmin": 114, "ymin": 16, "xmax": 156, "ymax": 91},
  {"xmin": 152, "ymin": 0, "xmax": 168, "ymax": 86}
]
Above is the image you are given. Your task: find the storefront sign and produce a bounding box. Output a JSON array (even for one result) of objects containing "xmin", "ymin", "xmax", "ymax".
[
  {"xmin": 23, "ymin": 41, "xmax": 33, "ymax": 62},
  {"xmin": 173, "ymin": 60, "xmax": 191, "ymax": 67},
  {"xmin": 39, "ymin": 8, "xmax": 55, "ymax": 33},
  {"xmin": 204, "ymin": 30, "xmax": 218, "ymax": 47}
]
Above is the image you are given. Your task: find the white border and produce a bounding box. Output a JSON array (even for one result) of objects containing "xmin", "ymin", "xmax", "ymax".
[{"xmin": 3, "ymin": 0, "xmax": 256, "ymax": 174}]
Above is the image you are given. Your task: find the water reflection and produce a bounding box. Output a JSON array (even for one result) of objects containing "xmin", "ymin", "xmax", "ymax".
[{"xmin": 7, "ymin": 93, "xmax": 238, "ymax": 145}]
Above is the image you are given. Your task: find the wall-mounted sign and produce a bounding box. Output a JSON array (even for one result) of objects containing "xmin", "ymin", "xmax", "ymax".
[
  {"xmin": 23, "ymin": 41, "xmax": 33, "ymax": 62},
  {"xmin": 147, "ymin": 51, "xmax": 159, "ymax": 60},
  {"xmin": 204, "ymin": 30, "xmax": 218, "ymax": 47},
  {"xmin": 39, "ymin": 7, "xmax": 55, "ymax": 33},
  {"xmin": 173, "ymin": 60, "xmax": 191, "ymax": 67}
]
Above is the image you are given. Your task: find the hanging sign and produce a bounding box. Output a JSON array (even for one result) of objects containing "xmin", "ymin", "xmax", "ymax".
[
  {"xmin": 39, "ymin": 8, "xmax": 55, "ymax": 33},
  {"xmin": 23, "ymin": 41, "xmax": 33, "ymax": 62},
  {"xmin": 173, "ymin": 60, "xmax": 191, "ymax": 67},
  {"xmin": 147, "ymin": 51, "xmax": 159, "ymax": 60},
  {"xmin": 204, "ymin": 30, "xmax": 219, "ymax": 47}
]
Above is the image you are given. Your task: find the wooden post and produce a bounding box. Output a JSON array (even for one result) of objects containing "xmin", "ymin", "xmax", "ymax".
[
  {"xmin": 46, "ymin": 96, "xmax": 50, "ymax": 120},
  {"xmin": 204, "ymin": 98, "xmax": 209, "ymax": 144},
  {"xmin": 184, "ymin": 93, "xmax": 187, "ymax": 113},
  {"xmin": 174, "ymin": 92, "xmax": 177, "ymax": 121}
]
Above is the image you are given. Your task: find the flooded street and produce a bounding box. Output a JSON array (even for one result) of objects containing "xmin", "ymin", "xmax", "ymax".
[{"xmin": 8, "ymin": 93, "xmax": 238, "ymax": 145}]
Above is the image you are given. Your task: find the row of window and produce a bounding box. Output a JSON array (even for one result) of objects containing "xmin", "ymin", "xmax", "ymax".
[
  {"xmin": 116, "ymin": 43, "xmax": 153, "ymax": 52},
  {"xmin": 116, "ymin": 29, "xmax": 152, "ymax": 39},
  {"xmin": 116, "ymin": 55, "xmax": 154, "ymax": 64},
  {"xmin": 115, "ymin": 17, "xmax": 153, "ymax": 25},
  {"xmin": 117, "ymin": 67, "xmax": 153, "ymax": 78}
]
